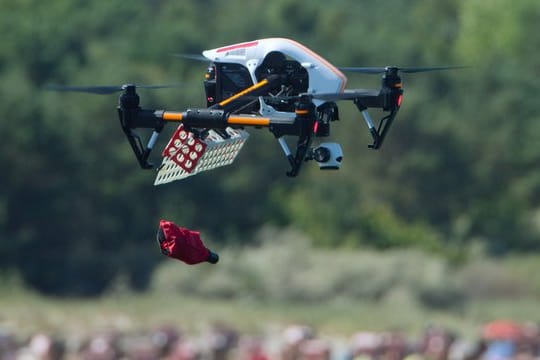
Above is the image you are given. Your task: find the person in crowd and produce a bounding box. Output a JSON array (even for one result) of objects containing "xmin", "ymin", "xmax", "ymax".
[{"xmin": 281, "ymin": 324, "xmax": 315, "ymax": 360}]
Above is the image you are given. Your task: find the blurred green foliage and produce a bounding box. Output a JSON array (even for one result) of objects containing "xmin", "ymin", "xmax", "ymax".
[
  {"xmin": 1, "ymin": 0, "xmax": 540, "ymax": 295},
  {"xmin": 152, "ymin": 227, "xmax": 540, "ymax": 309}
]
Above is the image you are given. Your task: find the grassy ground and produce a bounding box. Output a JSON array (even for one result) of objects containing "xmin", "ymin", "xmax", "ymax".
[{"xmin": 2, "ymin": 284, "xmax": 539, "ymax": 342}]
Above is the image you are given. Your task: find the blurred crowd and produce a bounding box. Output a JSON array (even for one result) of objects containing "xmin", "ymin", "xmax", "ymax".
[{"xmin": 1, "ymin": 320, "xmax": 538, "ymax": 360}]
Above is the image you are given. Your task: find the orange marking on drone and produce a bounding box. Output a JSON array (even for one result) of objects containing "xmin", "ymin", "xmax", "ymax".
[
  {"xmin": 218, "ymin": 79, "xmax": 270, "ymax": 107},
  {"xmin": 162, "ymin": 112, "xmax": 184, "ymax": 121},
  {"xmin": 227, "ymin": 116, "xmax": 270, "ymax": 126},
  {"xmin": 295, "ymin": 109, "xmax": 309, "ymax": 115}
]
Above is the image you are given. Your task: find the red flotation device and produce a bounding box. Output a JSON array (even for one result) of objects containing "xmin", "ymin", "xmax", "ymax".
[{"xmin": 157, "ymin": 220, "xmax": 219, "ymax": 265}]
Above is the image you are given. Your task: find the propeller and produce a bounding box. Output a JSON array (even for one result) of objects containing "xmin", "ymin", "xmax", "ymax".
[
  {"xmin": 338, "ymin": 65, "xmax": 469, "ymax": 74},
  {"xmin": 250, "ymin": 89, "xmax": 379, "ymax": 102},
  {"xmin": 46, "ymin": 83, "xmax": 183, "ymax": 95},
  {"xmin": 171, "ymin": 53, "xmax": 209, "ymax": 62},
  {"xmin": 310, "ymin": 89, "xmax": 379, "ymax": 101}
]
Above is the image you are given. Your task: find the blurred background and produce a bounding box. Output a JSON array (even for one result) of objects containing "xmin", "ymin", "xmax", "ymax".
[{"xmin": 1, "ymin": 0, "xmax": 540, "ymax": 358}]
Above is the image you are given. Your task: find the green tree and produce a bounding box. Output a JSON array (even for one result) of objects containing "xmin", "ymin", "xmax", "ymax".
[{"xmin": 2, "ymin": 0, "xmax": 540, "ymax": 295}]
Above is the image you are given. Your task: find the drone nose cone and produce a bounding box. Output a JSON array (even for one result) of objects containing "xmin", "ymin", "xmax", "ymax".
[{"xmin": 202, "ymin": 49, "xmax": 217, "ymax": 61}]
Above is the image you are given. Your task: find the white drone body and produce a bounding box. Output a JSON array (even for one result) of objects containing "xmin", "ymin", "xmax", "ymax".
[{"xmin": 203, "ymin": 38, "xmax": 348, "ymax": 111}]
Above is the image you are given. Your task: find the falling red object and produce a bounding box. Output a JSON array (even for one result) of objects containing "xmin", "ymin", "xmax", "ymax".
[{"xmin": 157, "ymin": 220, "xmax": 219, "ymax": 265}]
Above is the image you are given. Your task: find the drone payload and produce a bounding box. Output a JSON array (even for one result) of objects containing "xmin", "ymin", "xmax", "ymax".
[{"xmin": 154, "ymin": 124, "xmax": 249, "ymax": 185}]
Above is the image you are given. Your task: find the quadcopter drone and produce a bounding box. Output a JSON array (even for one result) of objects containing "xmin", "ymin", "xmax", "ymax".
[{"xmin": 51, "ymin": 38, "xmax": 463, "ymax": 185}]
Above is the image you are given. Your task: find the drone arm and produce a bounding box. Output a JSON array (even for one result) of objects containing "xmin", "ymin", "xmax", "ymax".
[
  {"xmin": 159, "ymin": 106, "xmax": 314, "ymax": 177},
  {"xmin": 160, "ymin": 110, "xmax": 273, "ymax": 128},
  {"xmin": 118, "ymin": 106, "xmax": 268, "ymax": 169},
  {"xmin": 121, "ymin": 96, "xmax": 312, "ymax": 176},
  {"xmin": 116, "ymin": 79, "xmax": 309, "ymax": 172}
]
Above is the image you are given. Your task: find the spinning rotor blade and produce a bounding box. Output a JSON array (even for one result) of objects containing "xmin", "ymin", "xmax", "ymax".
[
  {"xmin": 338, "ymin": 67, "xmax": 389, "ymax": 74},
  {"xmin": 46, "ymin": 83, "xmax": 182, "ymax": 95},
  {"xmin": 254, "ymin": 89, "xmax": 378, "ymax": 102},
  {"xmin": 172, "ymin": 53, "xmax": 209, "ymax": 62},
  {"xmin": 338, "ymin": 65, "xmax": 468, "ymax": 74},
  {"xmin": 311, "ymin": 89, "xmax": 379, "ymax": 100},
  {"xmin": 46, "ymin": 84, "xmax": 125, "ymax": 94},
  {"xmin": 399, "ymin": 65, "xmax": 469, "ymax": 73}
]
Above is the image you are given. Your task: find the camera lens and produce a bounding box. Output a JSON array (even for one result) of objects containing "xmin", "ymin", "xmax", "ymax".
[{"xmin": 313, "ymin": 146, "xmax": 331, "ymax": 163}]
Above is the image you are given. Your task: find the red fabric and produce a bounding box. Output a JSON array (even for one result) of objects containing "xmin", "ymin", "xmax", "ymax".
[{"xmin": 158, "ymin": 220, "xmax": 211, "ymax": 265}]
